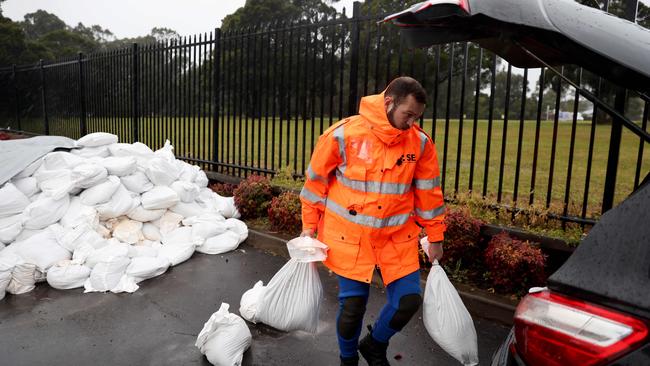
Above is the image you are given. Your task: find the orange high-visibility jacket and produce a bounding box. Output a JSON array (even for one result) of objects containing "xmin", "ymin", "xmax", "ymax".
[{"xmin": 300, "ymin": 91, "xmax": 446, "ymax": 285}]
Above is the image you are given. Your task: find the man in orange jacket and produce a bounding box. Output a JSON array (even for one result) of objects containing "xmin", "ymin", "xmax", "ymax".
[{"xmin": 300, "ymin": 76, "xmax": 446, "ymax": 366}]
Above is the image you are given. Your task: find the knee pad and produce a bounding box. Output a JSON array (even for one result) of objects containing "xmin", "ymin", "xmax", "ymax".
[
  {"xmin": 389, "ymin": 293, "xmax": 422, "ymax": 331},
  {"xmin": 338, "ymin": 296, "xmax": 367, "ymax": 339}
]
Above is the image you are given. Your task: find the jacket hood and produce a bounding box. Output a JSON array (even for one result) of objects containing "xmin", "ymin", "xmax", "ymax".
[{"xmin": 358, "ymin": 92, "xmax": 407, "ymax": 146}]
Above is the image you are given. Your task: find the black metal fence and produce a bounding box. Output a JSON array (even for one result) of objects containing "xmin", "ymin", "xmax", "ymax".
[{"xmin": 1, "ymin": 1, "xmax": 649, "ymax": 227}]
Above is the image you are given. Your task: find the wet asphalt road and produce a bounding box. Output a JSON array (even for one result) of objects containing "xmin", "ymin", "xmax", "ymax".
[{"xmin": 0, "ymin": 240, "xmax": 510, "ymax": 366}]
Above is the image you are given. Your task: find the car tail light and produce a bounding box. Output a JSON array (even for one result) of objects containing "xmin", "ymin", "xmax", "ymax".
[
  {"xmin": 459, "ymin": 0, "xmax": 470, "ymax": 13},
  {"xmin": 513, "ymin": 291, "xmax": 648, "ymax": 366}
]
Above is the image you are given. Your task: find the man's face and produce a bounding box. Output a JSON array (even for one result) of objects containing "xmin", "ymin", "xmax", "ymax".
[{"xmin": 385, "ymin": 94, "xmax": 425, "ymax": 130}]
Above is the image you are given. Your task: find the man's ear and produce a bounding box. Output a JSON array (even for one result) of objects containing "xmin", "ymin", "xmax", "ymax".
[{"xmin": 384, "ymin": 95, "xmax": 393, "ymax": 110}]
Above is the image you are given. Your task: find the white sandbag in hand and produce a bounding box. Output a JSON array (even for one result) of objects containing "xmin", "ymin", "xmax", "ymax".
[
  {"xmin": 421, "ymin": 238, "xmax": 479, "ymax": 366},
  {"xmin": 195, "ymin": 302, "xmax": 252, "ymax": 366},
  {"xmin": 246, "ymin": 237, "xmax": 327, "ymax": 332}
]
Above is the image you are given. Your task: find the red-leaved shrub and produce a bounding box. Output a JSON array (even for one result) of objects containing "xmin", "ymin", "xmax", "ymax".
[
  {"xmin": 439, "ymin": 207, "xmax": 484, "ymax": 267},
  {"xmin": 233, "ymin": 175, "xmax": 274, "ymax": 219},
  {"xmin": 209, "ymin": 182, "xmax": 237, "ymax": 197},
  {"xmin": 268, "ymin": 191, "xmax": 302, "ymax": 234},
  {"xmin": 484, "ymin": 232, "xmax": 547, "ymax": 293}
]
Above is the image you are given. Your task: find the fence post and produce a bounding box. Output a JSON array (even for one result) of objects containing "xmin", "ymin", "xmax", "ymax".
[
  {"xmin": 132, "ymin": 43, "xmax": 139, "ymax": 142},
  {"xmin": 12, "ymin": 64, "xmax": 21, "ymax": 130},
  {"xmin": 40, "ymin": 59, "xmax": 49, "ymax": 135},
  {"xmin": 602, "ymin": 0, "xmax": 638, "ymax": 213},
  {"xmin": 347, "ymin": 1, "xmax": 361, "ymax": 116},
  {"xmin": 213, "ymin": 28, "xmax": 221, "ymax": 168},
  {"xmin": 78, "ymin": 52, "xmax": 87, "ymax": 137}
]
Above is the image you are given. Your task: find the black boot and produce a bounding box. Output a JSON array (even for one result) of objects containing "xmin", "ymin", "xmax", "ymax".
[
  {"xmin": 358, "ymin": 326, "xmax": 390, "ymax": 366},
  {"xmin": 340, "ymin": 355, "xmax": 359, "ymax": 366}
]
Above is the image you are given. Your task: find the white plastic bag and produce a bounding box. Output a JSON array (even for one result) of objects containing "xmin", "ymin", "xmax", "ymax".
[
  {"xmin": 70, "ymin": 163, "xmax": 108, "ymax": 189},
  {"xmin": 101, "ymin": 156, "xmax": 137, "ymax": 177},
  {"xmin": 145, "ymin": 157, "xmax": 181, "ymax": 186},
  {"xmin": 171, "ymin": 180, "xmax": 200, "ymax": 203},
  {"xmin": 23, "ymin": 194, "xmax": 70, "ymax": 230},
  {"xmin": 112, "ymin": 218, "xmax": 144, "ymax": 244},
  {"xmin": 12, "ymin": 177, "xmax": 40, "ymax": 198},
  {"xmin": 84, "ymin": 256, "xmax": 132, "ymax": 293},
  {"xmin": 13, "ymin": 229, "xmax": 72, "ymax": 272},
  {"xmin": 195, "ymin": 303, "xmax": 252, "ymax": 366},
  {"xmin": 60, "ymin": 196, "xmax": 99, "ymax": 228},
  {"xmin": 286, "ymin": 236, "xmax": 328, "ymax": 262},
  {"xmin": 169, "ymin": 201, "xmax": 204, "ymax": 218},
  {"xmin": 142, "ymin": 222, "xmax": 162, "ymax": 241},
  {"xmin": 421, "ymin": 238, "xmax": 479, "ymax": 366},
  {"xmin": 126, "ymin": 204, "xmax": 165, "ymax": 222},
  {"xmin": 158, "ymin": 227, "xmax": 195, "ymax": 266},
  {"xmin": 0, "ymin": 214, "xmax": 23, "ymax": 244},
  {"xmin": 152, "ymin": 211, "xmax": 184, "ymax": 235},
  {"xmin": 85, "ymin": 240, "xmax": 130, "ymax": 269},
  {"xmin": 95, "ymin": 184, "xmax": 138, "ymax": 219},
  {"xmin": 0, "ymin": 254, "xmax": 16, "ymax": 300},
  {"xmin": 196, "ymin": 231, "xmax": 241, "ymax": 255}
]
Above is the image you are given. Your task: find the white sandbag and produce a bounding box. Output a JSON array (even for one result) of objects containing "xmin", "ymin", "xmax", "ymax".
[
  {"xmin": 239, "ymin": 280, "xmax": 265, "ymax": 323},
  {"xmin": 152, "ymin": 211, "xmax": 184, "ymax": 235},
  {"xmin": 171, "ymin": 180, "xmax": 200, "ymax": 203},
  {"xmin": 72, "ymin": 242, "xmax": 97, "ymax": 263},
  {"xmin": 159, "ymin": 227, "xmax": 195, "ymax": 266},
  {"xmin": 154, "ymin": 140, "xmax": 175, "ymax": 161},
  {"xmin": 77, "ymin": 132, "xmax": 119, "ymax": 147},
  {"xmin": 0, "ymin": 214, "xmax": 23, "ymax": 244},
  {"xmin": 256, "ymin": 259, "xmax": 323, "ymax": 333},
  {"xmin": 220, "ymin": 197, "xmax": 241, "ymax": 219},
  {"xmin": 224, "ymin": 218, "xmax": 248, "ymax": 242},
  {"xmin": 112, "ymin": 218, "xmax": 144, "ymax": 244},
  {"xmin": 2, "ymin": 252, "xmax": 37, "ymax": 295},
  {"xmin": 42, "ymin": 151, "xmax": 84, "ymax": 170},
  {"xmin": 196, "ymin": 303, "xmax": 252, "ymax": 366},
  {"xmin": 14, "ymin": 228, "xmax": 41, "ymax": 241},
  {"xmin": 108, "ymin": 142, "xmax": 155, "ymax": 160},
  {"xmin": 127, "ymin": 243, "xmax": 160, "ymax": 258},
  {"xmin": 12, "ymin": 177, "xmax": 39, "ymax": 198},
  {"xmin": 46, "ymin": 260, "xmax": 91, "ymax": 289},
  {"xmin": 178, "ymin": 161, "xmax": 199, "ymax": 182},
  {"xmin": 194, "ymin": 170, "xmax": 209, "ymax": 188},
  {"xmin": 14, "ymin": 158, "xmax": 42, "ymax": 179},
  {"xmin": 127, "ymin": 205, "xmax": 165, "ymax": 222},
  {"xmin": 95, "ymin": 185, "xmax": 139, "ymax": 219},
  {"xmin": 120, "ymin": 171, "xmax": 154, "ymax": 194},
  {"xmin": 101, "ymin": 156, "xmax": 137, "ymax": 177},
  {"xmin": 54, "ymin": 223, "xmax": 106, "ymax": 252},
  {"xmin": 145, "ymin": 157, "xmax": 181, "ymax": 187},
  {"xmin": 0, "ymin": 183, "xmax": 31, "ymax": 218},
  {"xmin": 70, "ymin": 163, "xmax": 108, "ymax": 189},
  {"xmin": 125, "ymin": 256, "xmax": 169, "ymax": 283},
  {"xmin": 158, "ymin": 243, "xmax": 194, "ymax": 266},
  {"xmin": 85, "ymin": 240, "xmax": 130, "ymax": 269},
  {"xmin": 80, "ymin": 176, "xmax": 121, "ymax": 205},
  {"xmin": 23, "ymin": 194, "xmax": 70, "ymax": 230},
  {"xmin": 71, "ymin": 145, "xmax": 110, "ymax": 158},
  {"xmin": 84, "ymin": 256, "xmax": 132, "ymax": 293},
  {"xmin": 13, "ymin": 229, "xmax": 72, "ymax": 272},
  {"xmin": 183, "ymin": 214, "xmax": 227, "ymax": 246},
  {"xmin": 196, "ymin": 231, "xmax": 241, "ymax": 255},
  {"xmin": 141, "ymin": 186, "xmax": 179, "ymax": 210},
  {"xmin": 60, "ymin": 196, "xmax": 99, "ymax": 228},
  {"xmin": 142, "ymin": 223, "xmax": 162, "ymax": 241},
  {"xmin": 0, "ymin": 254, "xmax": 16, "ymax": 300},
  {"xmin": 421, "ymin": 239, "xmax": 479, "ymax": 366},
  {"xmin": 37, "ymin": 169, "xmax": 75, "ymax": 200},
  {"xmin": 169, "ymin": 201, "xmax": 204, "ymax": 218}
]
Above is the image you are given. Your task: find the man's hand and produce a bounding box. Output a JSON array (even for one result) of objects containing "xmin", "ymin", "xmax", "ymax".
[
  {"xmin": 300, "ymin": 228, "xmax": 316, "ymax": 238},
  {"xmin": 427, "ymin": 241, "xmax": 444, "ymax": 262}
]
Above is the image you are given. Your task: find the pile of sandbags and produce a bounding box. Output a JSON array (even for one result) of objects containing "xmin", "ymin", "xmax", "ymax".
[{"xmin": 0, "ymin": 132, "xmax": 245, "ymax": 299}]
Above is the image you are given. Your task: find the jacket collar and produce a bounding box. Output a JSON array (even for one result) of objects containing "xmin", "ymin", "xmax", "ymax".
[{"xmin": 358, "ymin": 92, "xmax": 407, "ymax": 146}]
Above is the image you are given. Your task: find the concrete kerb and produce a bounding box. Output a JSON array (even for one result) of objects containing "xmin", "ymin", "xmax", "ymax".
[{"xmin": 246, "ymin": 228, "xmax": 517, "ymax": 326}]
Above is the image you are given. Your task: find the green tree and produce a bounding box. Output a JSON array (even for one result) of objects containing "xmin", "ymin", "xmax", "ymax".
[{"xmin": 21, "ymin": 10, "xmax": 67, "ymax": 40}]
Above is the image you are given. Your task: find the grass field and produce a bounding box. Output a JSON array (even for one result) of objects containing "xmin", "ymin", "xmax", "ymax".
[{"xmin": 10, "ymin": 114, "xmax": 650, "ymax": 221}]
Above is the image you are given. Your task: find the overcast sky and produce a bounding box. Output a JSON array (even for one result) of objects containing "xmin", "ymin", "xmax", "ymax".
[{"xmin": 3, "ymin": 0, "xmax": 356, "ymax": 39}]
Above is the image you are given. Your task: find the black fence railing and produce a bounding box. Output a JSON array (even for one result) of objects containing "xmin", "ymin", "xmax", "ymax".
[{"xmin": 1, "ymin": 1, "xmax": 649, "ymax": 228}]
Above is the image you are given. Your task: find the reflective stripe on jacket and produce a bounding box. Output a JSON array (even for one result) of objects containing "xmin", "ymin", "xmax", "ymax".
[{"xmin": 300, "ymin": 92, "xmax": 446, "ymax": 285}]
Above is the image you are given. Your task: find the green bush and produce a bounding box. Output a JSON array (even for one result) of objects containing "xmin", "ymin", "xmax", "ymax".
[
  {"xmin": 233, "ymin": 175, "xmax": 274, "ymax": 219},
  {"xmin": 484, "ymin": 232, "xmax": 547, "ymax": 294},
  {"xmin": 268, "ymin": 191, "xmax": 302, "ymax": 234}
]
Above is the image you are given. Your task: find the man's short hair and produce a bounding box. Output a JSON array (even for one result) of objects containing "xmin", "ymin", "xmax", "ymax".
[{"xmin": 385, "ymin": 76, "xmax": 427, "ymax": 106}]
